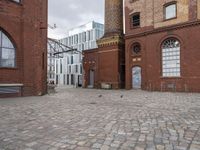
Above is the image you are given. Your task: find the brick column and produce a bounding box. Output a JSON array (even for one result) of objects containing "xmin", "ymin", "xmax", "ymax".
[
  {"xmin": 189, "ymin": 0, "xmax": 197, "ymax": 21},
  {"xmin": 96, "ymin": 0, "xmax": 125, "ymax": 89},
  {"xmin": 104, "ymin": 0, "xmax": 123, "ymax": 36}
]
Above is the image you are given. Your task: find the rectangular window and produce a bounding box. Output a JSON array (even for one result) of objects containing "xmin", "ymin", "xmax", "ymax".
[
  {"xmin": 82, "ymin": 32, "xmax": 86, "ymax": 42},
  {"xmin": 69, "ymin": 66, "xmax": 71, "ymax": 73},
  {"xmin": 67, "ymin": 75, "xmax": 69, "ymax": 85},
  {"xmin": 56, "ymin": 60, "xmax": 58, "ymax": 74},
  {"xmin": 75, "ymin": 34, "xmax": 78, "ymax": 44},
  {"xmin": 56, "ymin": 75, "xmax": 58, "ymax": 84},
  {"xmin": 165, "ymin": 3, "xmax": 176, "ymax": 20},
  {"xmin": 131, "ymin": 13, "xmax": 140, "ymax": 27},
  {"xmin": 63, "ymin": 75, "xmax": 65, "ymax": 85},
  {"xmin": 60, "ymin": 59, "xmax": 62, "ymax": 74},
  {"xmin": 80, "ymin": 64, "xmax": 82, "ymax": 74},
  {"xmin": 67, "ymin": 56, "xmax": 69, "ymax": 64},
  {"xmin": 12, "ymin": 0, "xmax": 20, "ymax": 3},
  {"xmin": 75, "ymin": 65, "xmax": 78, "ymax": 73},
  {"xmin": 71, "ymin": 55, "xmax": 73, "ymax": 64},
  {"xmin": 71, "ymin": 75, "xmax": 74, "ymax": 85},
  {"xmin": 1, "ymin": 48, "xmax": 15, "ymax": 67}
]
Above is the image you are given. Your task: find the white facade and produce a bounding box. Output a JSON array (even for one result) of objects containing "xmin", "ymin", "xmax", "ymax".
[{"xmin": 55, "ymin": 21, "xmax": 104, "ymax": 86}]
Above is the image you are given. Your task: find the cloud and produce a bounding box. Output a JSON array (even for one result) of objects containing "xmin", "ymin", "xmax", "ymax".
[{"xmin": 48, "ymin": 0, "xmax": 104, "ymax": 39}]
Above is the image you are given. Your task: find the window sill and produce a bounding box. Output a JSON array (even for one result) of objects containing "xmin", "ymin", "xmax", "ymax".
[
  {"xmin": 163, "ymin": 17, "xmax": 177, "ymax": 22},
  {"xmin": 8, "ymin": 0, "xmax": 22, "ymax": 6},
  {"xmin": 0, "ymin": 67, "xmax": 18, "ymax": 70},
  {"xmin": 160, "ymin": 76, "xmax": 182, "ymax": 79},
  {"xmin": 130, "ymin": 26, "xmax": 141, "ymax": 30}
]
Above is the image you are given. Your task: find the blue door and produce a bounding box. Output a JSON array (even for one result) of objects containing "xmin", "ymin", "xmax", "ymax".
[{"xmin": 132, "ymin": 66, "xmax": 141, "ymax": 89}]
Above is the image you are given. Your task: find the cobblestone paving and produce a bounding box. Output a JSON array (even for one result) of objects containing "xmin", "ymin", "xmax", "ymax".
[{"xmin": 0, "ymin": 87, "xmax": 200, "ymax": 150}]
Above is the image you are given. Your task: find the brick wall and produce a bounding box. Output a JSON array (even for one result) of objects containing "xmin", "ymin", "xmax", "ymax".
[
  {"xmin": 125, "ymin": 0, "xmax": 200, "ymax": 92},
  {"xmin": 125, "ymin": 0, "xmax": 191, "ymax": 32},
  {"xmin": 0, "ymin": 0, "xmax": 47, "ymax": 96}
]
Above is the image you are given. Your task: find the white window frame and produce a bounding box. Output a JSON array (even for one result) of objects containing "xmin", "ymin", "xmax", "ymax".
[{"xmin": 165, "ymin": 3, "xmax": 177, "ymax": 20}]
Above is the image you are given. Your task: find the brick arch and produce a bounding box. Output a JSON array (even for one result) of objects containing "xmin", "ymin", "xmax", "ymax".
[
  {"xmin": 127, "ymin": 39, "xmax": 144, "ymax": 53},
  {"xmin": 157, "ymin": 34, "xmax": 184, "ymax": 52},
  {"xmin": 0, "ymin": 27, "xmax": 17, "ymax": 49}
]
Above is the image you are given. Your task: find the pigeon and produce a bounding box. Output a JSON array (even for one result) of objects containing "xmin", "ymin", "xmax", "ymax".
[
  {"xmin": 98, "ymin": 95, "xmax": 102, "ymax": 98},
  {"xmin": 120, "ymin": 95, "xmax": 123, "ymax": 98}
]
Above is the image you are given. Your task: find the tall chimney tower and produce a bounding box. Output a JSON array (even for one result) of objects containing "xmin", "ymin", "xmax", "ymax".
[
  {"xmin": 97, "ymin": 0, "xmax": 125, "ymax": 89},
  {"xmin": 104, "ymin": 0, "xmax": 123, "ymax": 36}
]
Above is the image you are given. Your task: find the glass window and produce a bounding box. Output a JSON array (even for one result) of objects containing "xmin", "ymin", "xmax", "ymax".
[
  {"xmin": 69, "ymin": 66, "xmax": 71, "ymax": 73},
  {"xmin": 71, "ymin": 55, "xmax": 73, "ymax": 64},
  {"xmin": 165, "ymin": 4, "xmax": 176, "ymax": 20},
  {"xmin": 132, "ymin": 43, "xmax": 141, "ymax": 54},
  {"xmin": 12, "ymin": 0, "xmax": 20, "ymax": 3},
  {"xmin": 60, "ymin": 59, "xmax": 62, "ymax": 74},
  {"xmin": 80, "ymin": 64, "xmax": 82, "ymax": 74},
  {"xmin": 162, "ymin": 39, "xmax": 180, "ymax": 77},
  {"xmin": 75, "ymin": 65, "xmax": 78, "ymax": 73},
  {"xmin": 0, "ymin": 30, "xmax": 16, "ymax": 68},
  {"xmin": 131, "ymin": 13, "xmax": 140, "ymax": 27}
]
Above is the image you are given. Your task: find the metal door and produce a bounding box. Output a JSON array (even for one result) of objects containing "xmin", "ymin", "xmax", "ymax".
[{"xmin": 132, "ymin": 66, "xmax": 141, "ymax": 89}]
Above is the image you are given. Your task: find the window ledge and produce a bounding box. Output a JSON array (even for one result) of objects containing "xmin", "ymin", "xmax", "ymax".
[
  {"xmin": 163, "ymin": 17, "xmax": 177, "ymax": 22},
  {"xmin": 160, "ymin": 76, "xmax": 182, "ymax": 79},
  {"xmin": 8, "ymin": 0, "xmax": 22, "ymax": 5},
  {"xmin": 130, "ymin": 26, "xmax": 141, "ymax": 30},
  {"xmin": 0, "ymin": 84, "xmax": 23, "ymax": 87},
  {"xmin": 0, "ymin": 67, "xmax": 18, "ymax": 70}
]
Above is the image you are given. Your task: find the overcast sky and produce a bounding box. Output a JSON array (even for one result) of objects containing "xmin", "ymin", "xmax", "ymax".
[{"xmin": 48, "ymin": 0, "xmax": 105, "ymax": 39}]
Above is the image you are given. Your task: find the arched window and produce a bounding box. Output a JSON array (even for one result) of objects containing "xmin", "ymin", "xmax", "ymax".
[
  {"xmin": 162, "ymin": 38, "xmax": 180, "ymax": 77},
  {"xmin": 0, "ymin": 30, "xmax": 16, "ymax": 68}
]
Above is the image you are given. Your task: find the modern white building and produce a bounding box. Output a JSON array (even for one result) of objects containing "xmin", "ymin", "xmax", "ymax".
[
  {"xmin": 55, "ymin": 21, "xmax": 104, "ymax": 86},
  {"xmin": 47, "ymin": 38, "xmax": 58, "ymax": 84}
]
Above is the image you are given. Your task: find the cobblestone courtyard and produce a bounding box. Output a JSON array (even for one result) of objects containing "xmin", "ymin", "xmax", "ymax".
[{"xmin": 0, "ymin": 87, "xmax": 200, "ymax": 150}]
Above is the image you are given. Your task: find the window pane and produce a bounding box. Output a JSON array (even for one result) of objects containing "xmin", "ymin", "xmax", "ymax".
[
  {"xmin": 1, "ymin": 48, "xmax": 15, "ymax": 67},
  {"xmin": 132, "ymin": 14, "xmax": 140, "ymax": 27},
  {"xmin": 2, "ymin": 33, "xmax": 14, "ymax": 48},
  {"xmin": 165, "ymin": 4, "xmax": 176, "ymax": 19},
  {"xmin": 0, "ymin": 30, "xmax": 16, "ymax": 68},
  {"xmin": 162, "ymin": 39, "xmax": 180, "ymax": 77},
  {"xmin": 12, "ymin": 0, "xmax": 20, "ymax": 2}
]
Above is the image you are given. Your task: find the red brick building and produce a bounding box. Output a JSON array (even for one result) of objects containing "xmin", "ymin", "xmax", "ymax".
[
  {"xmin": 125, "ymin": 0, "xmax": 200, "ymax": 92},
  {"xmin": 83, "ymin": 0, "xmax": 200, "ymax": 92},
  {"xmin": 83, "ymin": 0, "xmax": 125, "ymax": 89},
  {"xmin": 0, "ymin": 0, "xmax": 48, "ymax": 97}
]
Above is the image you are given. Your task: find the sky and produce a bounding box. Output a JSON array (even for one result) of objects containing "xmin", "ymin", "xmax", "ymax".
[{"xmin": 48, "ymin": 0, "xmax": 105, "ymax": 39}]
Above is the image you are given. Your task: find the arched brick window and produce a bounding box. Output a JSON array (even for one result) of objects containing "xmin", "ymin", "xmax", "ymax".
[
  {"xmin": 162, "ymin": 38, "xmax": 180, "ymax": 77},
  {"xmin": 0, "ymin": 30, "xmax": 16, "ymax": 68}
]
